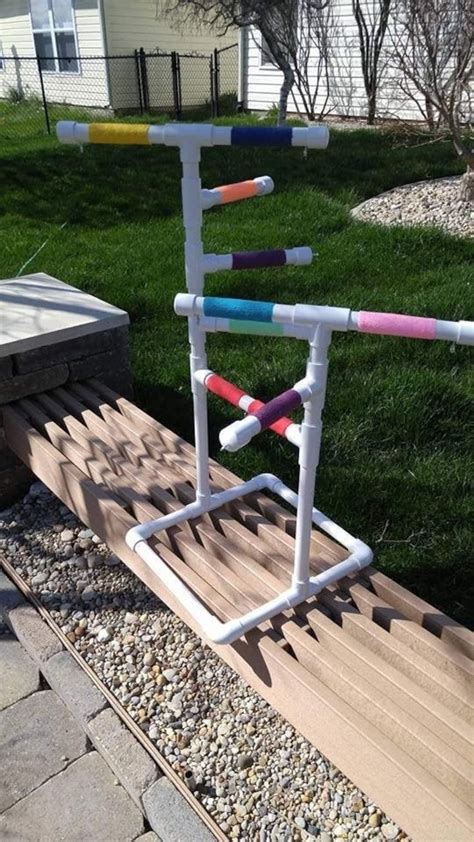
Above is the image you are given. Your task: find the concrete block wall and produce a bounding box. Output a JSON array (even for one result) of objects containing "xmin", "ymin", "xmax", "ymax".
[{"xmin": 0, "ymin": 273, "xmax": 132, "ymax": 507}]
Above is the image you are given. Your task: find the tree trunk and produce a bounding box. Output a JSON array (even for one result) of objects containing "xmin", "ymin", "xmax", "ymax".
[
  {"xmin": 425, "ymin": 97, "xmax": 435, "ymax": 132},
  {"xmin": 278, "ymin": 66, "xmax": 295, "ymax": 125},
  {"xmin": 367, "ymin": 91, "xmax": 376, "ymax": 125},
  {"xmin": 459, "ymin": 167, "xmax": 474, "ymax": 201}
]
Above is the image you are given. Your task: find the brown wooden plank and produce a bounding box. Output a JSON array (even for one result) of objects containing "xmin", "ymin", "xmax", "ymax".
[
  {"xmin": 5, "ymin": 402, "xmax": 473, "ymax": 842},
  {"xmin": 282, "ymin": 620, "xmax": 472, "ymax": 805},
  {"xmin": 362, "ymin": 568, "xmax": 474, "ymax": 661},
  {"xmin": 347, "ymin": 583, "xmax": 474, "ymax": 686},
  {"xmin": 320, "ymin": 593, "xmax": 472, "ymax": 723},
  {"xmin": 300, "ymin": 602, "xmax": 472, "ymax": 762}
]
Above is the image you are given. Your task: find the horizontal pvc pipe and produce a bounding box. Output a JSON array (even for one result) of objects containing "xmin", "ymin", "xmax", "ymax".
[
  {"xmin": 202, "ymin": 247, "xmax": 313, "ymax": 273},
  {"xmin": 230, "ymin": 125, "xmax": 329, "ymax": 149},
  {"xmin": 219, "ymin": 378, "xmax": 316, "ymax": 452},
  {"xmin": 175, "ymin": 294, "xmax": 473, "ymax": 345},
  {"xmin": 202, "ymin": 297, "xmax": 274, "ymax": 322},
  {"xmin": 57, "ymin": 122, "xmax": 330, "ymax": 151},
  {"xmin": 126, "ymin": 469, "xmax": 372, "ymax": 644},
  {"xmin": 198, "ymin": 316, "xmax": 313, "ymax": 341},
  {"xmin": 271, "ymin": 479, "xmax": 372, "ymax": 559},
  {"xmin": 201, "ymin": 176, "xmax": 273, "ymax": 209},
  {"xmin": 133, "ymin": 534, "xmax": 314, "ymax": 644},
  {"xmin": 201, "ymin": 371, "xmax": 300, "ymax": 446},
  {"xmin": 358, "ymin": 311, "xmax": 437, "ymax": 340},
  {"xmin": 126, "ymin": 475, "xmax": 271, "ymax": 551}
]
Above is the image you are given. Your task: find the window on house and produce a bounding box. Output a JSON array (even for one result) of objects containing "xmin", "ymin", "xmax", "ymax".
[{"xmin": 31, "ymin": 0, "xmax": 79, "ymax": 73}]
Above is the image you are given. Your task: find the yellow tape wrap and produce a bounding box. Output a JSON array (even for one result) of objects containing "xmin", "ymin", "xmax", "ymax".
[{"xmin": 89, "ymin": 123, "xmax": 151, "ymax": 145}]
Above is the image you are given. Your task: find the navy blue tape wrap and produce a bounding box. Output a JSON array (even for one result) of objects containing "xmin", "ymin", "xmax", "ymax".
[{"xmin": 231, "ymin": 126, "xmax": 293, "ymax": 147}]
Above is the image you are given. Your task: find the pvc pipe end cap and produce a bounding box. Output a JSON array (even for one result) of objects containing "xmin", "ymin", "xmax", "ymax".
[
  {"xmin": 292, "ymin": 125, "xmax": 330, "ymax": 149},
  {"xmin": 256, "ymin": 175, "xmax": 274, "ymax": 195},
  {"xmin": 219, "ymin": 416, "xmax": 259, "ymax": 453},
  {"xmin": 56, "ymin": 121, "xmax": 77, "ymax": 144},
  {"xmin": 295, "ymin": 246, "xmax": 313, "ymax": 265},
  {"xmin": 458, "ymin": 320, "xmax": 474, "ymax": 346}
]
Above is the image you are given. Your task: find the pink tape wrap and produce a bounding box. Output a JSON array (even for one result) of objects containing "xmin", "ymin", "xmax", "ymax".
[{"xmin": 358, "ymin": 311, "xmax": 437, "ymax": 340}]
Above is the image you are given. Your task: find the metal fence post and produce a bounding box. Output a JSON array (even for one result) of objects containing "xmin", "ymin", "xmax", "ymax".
[
  {"xmin": 139, "ymin": 47, "xmax": 150, "ymax": 112},
  {"xmin": 213, "ymin": 47, "xmax": 220, "ymax": 117},
  {"xmin": 171, "ymin": 51, "xmax": 182, "ymax": 120},
  {"xmin": 134, "ymin": 49, "xmax": 144, "ymax": 114},
  {"xmin": 35, "ymin": 56, "xmax": 51, "ymax": 135}
]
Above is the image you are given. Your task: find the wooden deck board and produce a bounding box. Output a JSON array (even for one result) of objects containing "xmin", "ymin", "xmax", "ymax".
[{"xmin": 4, "ymin": 381, "xmax": 473, "ymax": 842}]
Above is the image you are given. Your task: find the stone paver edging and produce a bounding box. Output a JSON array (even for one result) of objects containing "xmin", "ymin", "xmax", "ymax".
[{"xmin": 0, "ymin": 567, "xmax": 215, "ymax": 842}]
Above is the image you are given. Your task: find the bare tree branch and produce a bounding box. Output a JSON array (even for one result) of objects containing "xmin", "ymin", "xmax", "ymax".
[
  {"xmin": 352, "ymin": 0, "xmax": 392, "ymax": 124},
  {"xmin": 389, "ymin": 0, "xmax": 473, "ymax": 194}
]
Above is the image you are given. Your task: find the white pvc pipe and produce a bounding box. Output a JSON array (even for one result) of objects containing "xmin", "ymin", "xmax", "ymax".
[
  {"xmin": 198, "ymin": 316, "xmax": 313, "ymax": 341},
  {"xmin": 126, "ymin": 469, "xmax": 372, "ymax": 645},
  {"xmin": 219, "ymin": 375, "xmax": 317, "ymax": 452},
  {"xmin": 201, "ymin": 175, "xmax": 274, "ymax": 210},
  {"xmin": 202, "ymin": 247, "xmax": 313, "ymax": 274}
]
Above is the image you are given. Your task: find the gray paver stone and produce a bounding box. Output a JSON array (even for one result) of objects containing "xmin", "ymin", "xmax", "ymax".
[
  {"xmin": 143, "ymin": 777, "xmax": 214, "ymax": 842},
  {"xmin": 6, "ymin": 603, "xmax": 63, "ymax": 663},
  {"xmin": 88, "ymin": 707, "xmax": 159, "ymax": 810},
  {"xmin": 134, "ymin": 833, "xmax": 162, "ymax": 841},
  {"xmin": 42, "ymin": 650, "xmax": 107, "ymax": 726},
  {"xmin": 0, "ymin": 569, "xmax": 26, "ymax": 619},
  {"xmin": 0, "ymin": 690, "xmax": 87, "ymax": 811},
  {"xmin": 0, "ymin": 635, "xmax": 40, "ymax": 710},
  {"xmin": 0, "ymin": 751, "xmax": 144, "ymax": 841}
]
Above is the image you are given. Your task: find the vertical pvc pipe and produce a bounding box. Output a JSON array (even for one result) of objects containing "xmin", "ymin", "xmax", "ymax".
[
  {"xmin": 292, "ymin": 325, "xmax": 331, "ymax": 593},
  {"xmin": 180, "ymin": 141, "xmax": 211, "ymax": 502}
]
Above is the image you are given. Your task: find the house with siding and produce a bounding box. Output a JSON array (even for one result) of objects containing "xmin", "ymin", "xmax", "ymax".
[
  {"xmin": 241, "ymin": 3, "xmax": 424, "ymax": 123},
  {"xmin": 0, "ymin": 1, "xmax": 236, "ymax": 112}
]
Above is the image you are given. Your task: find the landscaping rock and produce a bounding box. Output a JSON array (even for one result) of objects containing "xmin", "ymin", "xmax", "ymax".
[{"xmin": 352, "ymin": 175, "xmax": 473, "ymax": 238}]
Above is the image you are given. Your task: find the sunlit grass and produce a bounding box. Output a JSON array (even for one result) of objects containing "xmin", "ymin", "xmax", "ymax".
[{"xmin": 0, "ymin": 113, "xmax": 472, "ymax": 625}]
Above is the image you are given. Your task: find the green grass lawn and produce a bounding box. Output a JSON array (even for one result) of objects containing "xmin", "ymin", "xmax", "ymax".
[{"xmin": 1, "ymin": 111, "xmax": 472, "ymax": 627}]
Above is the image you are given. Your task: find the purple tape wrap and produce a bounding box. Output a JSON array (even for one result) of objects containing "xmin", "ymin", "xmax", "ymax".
[
  {"xmin": 251, "ymin": 389, "xmax": 302, "ymax": 430},
  {"xmin": 232, "ymin": 249, "xmax": 286, "ymax": 270}
]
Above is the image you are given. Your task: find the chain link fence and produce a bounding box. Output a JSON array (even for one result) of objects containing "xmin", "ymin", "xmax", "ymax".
[{"xmin": 0, "ymin": 45, "xmax": 238, "ymax": 145}]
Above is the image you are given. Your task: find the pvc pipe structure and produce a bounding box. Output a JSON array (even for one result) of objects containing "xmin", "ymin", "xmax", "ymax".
[
  {"xmin": 201, "ymin": 176, "xmax": 274, "ymax": 209},
  {"xmin": 58, "ymin": 119, "xmax": 471, "ymax": 649},
  {"xmin": 174, "ymin": 294, "xmax": 474, "ymax": 345},
  {"xmin": 203, "ymin": 247, "xmax": 313, "ymax": 273},
  {"xmin": 56, "ymin": 121, "xmax": 330, "ymax": 150},
  {"xmin": 218, "ymin": 376, "xmax": 317, "ymax": 453},
  {"xmin": 126, "ymin": 470, "xmax": 373, "ymax": 645},
  {"xmin": 198, "ymin": 315, "xmax": 314, "ymax": 341},
  {"xmin": 195, "ymin": 370, "xmax": 302, "ymax": 447}
]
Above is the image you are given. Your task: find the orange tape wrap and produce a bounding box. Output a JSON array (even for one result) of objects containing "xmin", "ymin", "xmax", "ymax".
[{"xmin": 217, "ymin": 180, "xmax": 258, "ymax": 204}]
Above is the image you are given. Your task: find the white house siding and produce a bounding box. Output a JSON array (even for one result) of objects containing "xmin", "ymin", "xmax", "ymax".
[
  {"xmin": 245, "ymin": 2, "xmax": 426, "ymax": 123},
  {"xmin": 0, "ymin": 0, "xmax": 110, "ymax": 108},
  {"xmin": 103, "ymin": 0, "xmax": 237, "ymax": 111}
]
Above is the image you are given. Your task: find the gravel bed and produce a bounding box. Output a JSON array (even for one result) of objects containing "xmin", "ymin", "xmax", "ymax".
[
  {"xmin": 352, "ymin": 176, "xmax": 473, "ymax": 239},
  {"xmin": 0, "ymin": 482, "xmax": 408, "ymax": 842}
]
